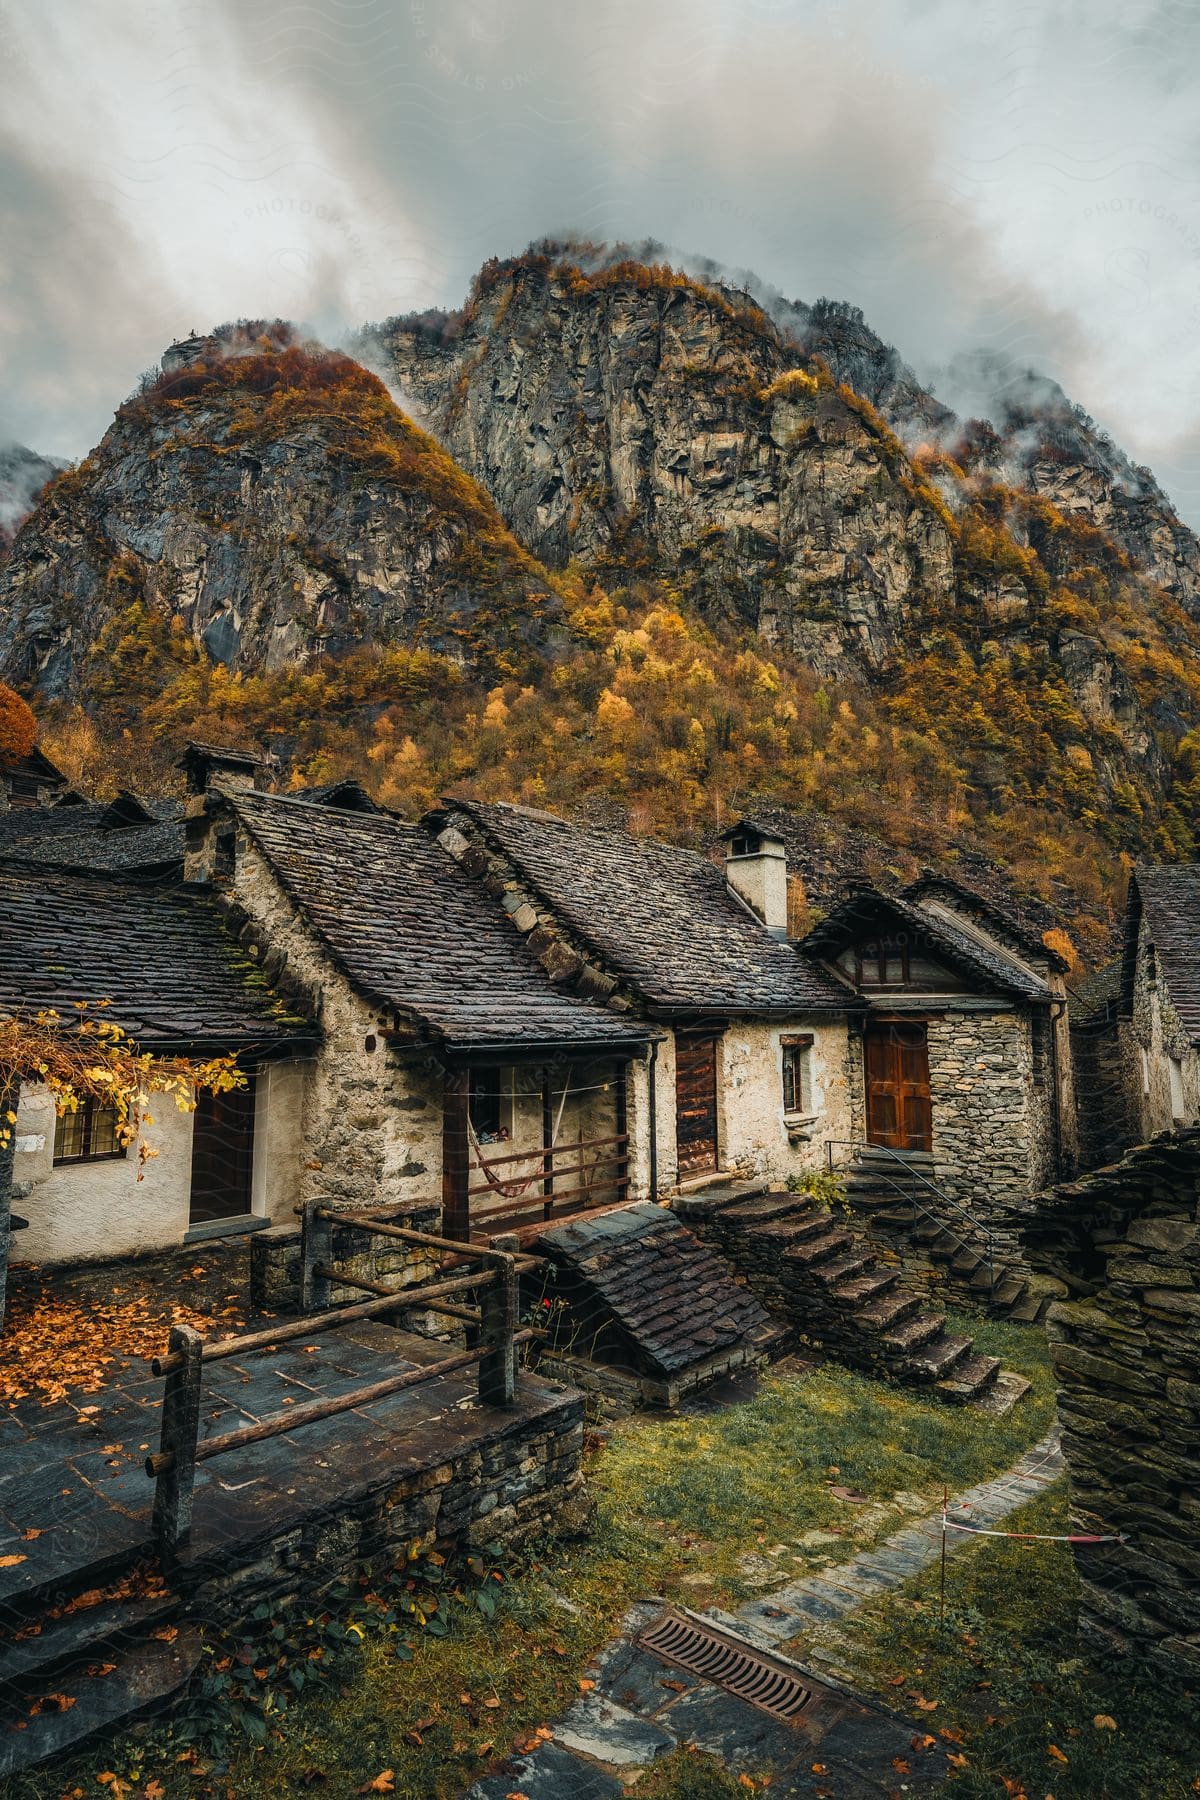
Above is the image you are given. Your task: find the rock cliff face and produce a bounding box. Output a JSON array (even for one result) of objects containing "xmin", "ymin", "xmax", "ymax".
[
  {"xmin": 372, "ymin": 250, "xmax": 1200, "ymax": 806},
  {"xmin": 377, "ymin": 257, "xmax": 958, "ymax": 678},
  {"xmin": 0, "ymin": 330, "xmax": 566, "ymax": 698}
]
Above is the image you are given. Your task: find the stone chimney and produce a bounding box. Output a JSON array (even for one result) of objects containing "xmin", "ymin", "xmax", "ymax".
[
  {"xmin": 722, "ymin": 821, "xmax": 789, "ymax": 939},
  {"xmin": 178, "ymin": 744, "xmax": 266, "ymax": 887},
  {"xmin": 178, "ymin": 741, "xmax": 264, "ymax": 796}
]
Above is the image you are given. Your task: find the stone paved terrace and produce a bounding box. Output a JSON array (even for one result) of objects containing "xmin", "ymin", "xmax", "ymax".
[{"xmin": 0, "ymin": 1319, "xmax": 584, "ymax": 1774}]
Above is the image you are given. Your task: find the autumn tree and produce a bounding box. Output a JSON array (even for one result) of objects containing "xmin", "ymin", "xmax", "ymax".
[
  {"xmin": 0, "ymin": 681, "xmax": 35, "ymax": 766},
  {"xmin": 0, "ymin": 1005, "xmax": 243, "ymax": 1331}
]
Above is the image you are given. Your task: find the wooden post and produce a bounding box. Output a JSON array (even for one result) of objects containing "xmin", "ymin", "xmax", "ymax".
[
  {"xmin": 615, "ymin": 1060, "xmax": 629, "ymax": 1204},
  {"xmin": 541, "ymin": 1067, "xmax": 554, "ymax": 1221},
  {"xmin": 301, "ymin": 1196, "xmax": 333, "ymax": 1311},
  {"xmin": 153, "ymin": 1322, "xmax": 204, "ymax": 1552},
  {"xmin": 0, "ymin": 1079, "xmax": 17, "ymax": 1336},
  {"xmin": 478, "ymin": 1253, "xmax": 518, "ymax": 1407},
  {"xmin": 443, "ymin": 1067, "xmax": 471, "ymax": 1243}
]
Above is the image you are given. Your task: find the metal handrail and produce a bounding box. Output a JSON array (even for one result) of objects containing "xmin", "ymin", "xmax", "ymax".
[{"xmin": 825, "ymin": 1138, "xmax": 997, "ymax": 1291}]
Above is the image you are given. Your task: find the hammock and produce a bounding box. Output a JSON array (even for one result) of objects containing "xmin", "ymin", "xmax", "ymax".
[{"xmin": 467, "ymin": 1073, "xmax": 572, "ymax": 1200}]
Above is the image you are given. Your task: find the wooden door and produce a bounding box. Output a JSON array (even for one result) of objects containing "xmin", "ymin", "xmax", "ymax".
[
  {"xmin": 675, "ymin": 1032, "xmax": 719, "ymax": 1177},
  {"xmin": 189, "ymin": 1076, "xmax": 257, "ymax": 1223},
  {"xmin": 864, "ymin": 1023, "xmax": 932, "ymax": 1152}
]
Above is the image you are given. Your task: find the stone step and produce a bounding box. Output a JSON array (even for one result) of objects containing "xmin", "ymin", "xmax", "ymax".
[
  {"xmin": 934, "ymin": 1352, "xmax": 1002, "ymax": 1404},
  {"xmin": 856, "ymin": 1291, "xmax": 923, "ymax": 1332},
  {"xmin": 830, "ymin": 1268, "xmax": 898, "ymax": 1307},
  {"xmin": 882, "ymin": 1311, "xmax": 945, "ymax": 1354},
  {"xmin": 0, "ymin": 1626, "xmax": 202, "ymax": 1777},
  {"xmin": 972, "ymin": 1370, "xmax": 1034, "ymax": 1417},
  {"xmin": 1007, "ymin": 1294, "xmax": 1048, "ymax": 1325},
  {"xmin": 903, "ymin": 1333, "xmax": 974, "ymax": 1383},
  {"xmin": 749, "ymin": 1211, "xmax": 839, "ymax": 1247},
  {"xmin": 869, "ymin": 1208, "xmax": 921, "ymax": 1230},
  {"xmin": 718, "ymin": 1194, "xmax": 808, "ymax": 1228},
  {"xmin": 783, "ymin": 1229, "xmax": 854, "ymax": 1268},
  {"xmin": 950, "ymin": 1248, "xmax": 985, "ymax": 1278},
  {"xmin": 810, "ymin": 1252, "xmax": 874, "ymax": 1289},
  {"xmin": 0, "ymin": 1588, "xmax": 178, "ymax": 1690},
  {"xmin": 990, "ymin": 1275, "xmax": 1028, "ymax": 1309},
  {"xmin": 969, "ymin": 1265, "xmax": 1000, "ymax": 1293}
]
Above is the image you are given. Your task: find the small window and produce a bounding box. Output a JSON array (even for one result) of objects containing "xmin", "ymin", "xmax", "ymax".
[
  {"xmin": 54, "ymin": 1097, "xmax": 126, "ymax": 1165},
  {"xmin": 1141, "ymin": 1047, "xmax": 1151, "ymax": 1097},
  {"xmin": 782, "ymin": 1036, "xmax": 814, "ymax": 1116},
  {"xmin": 1169, "ymin": 1056, "xmax": 1187, "ymax": 1123},
  {"xmin": 469, "ymin": 1074, "xmax": 506, "ymax": 1143}
]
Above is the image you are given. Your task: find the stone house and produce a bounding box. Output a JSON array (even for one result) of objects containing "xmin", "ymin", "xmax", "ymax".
[
  {"xmin": 799, "ymin": 873, "xmax": 1075, "ymax": 1231},
  {"xmin": 431, "ymin": 802, "xmax": 859, "ymax": 1191},
  {"xmin": 3, "ymin": 863, "xmax": 314, "ymax": 1262},
  {"xmin": 1117, "ymin": 864, "xmax": 1200, "ymax": 1137},
  {"xmin": 183, "ymin": 758, "xmax": 654, "ymax": 1242},
  {"xmin": 0, "ymin": 742, "xmax": 73, "ymax": 812}
]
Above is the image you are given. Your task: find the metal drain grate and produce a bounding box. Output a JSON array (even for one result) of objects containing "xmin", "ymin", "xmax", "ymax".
[{"xmin": 637, "ymin": 1608, "xmax": 814, "ymax": 1722}]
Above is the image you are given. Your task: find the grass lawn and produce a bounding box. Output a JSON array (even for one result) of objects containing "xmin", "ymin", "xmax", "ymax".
[
  {"xmin": 808, "ymin": 1480, "xmax": 1200, "ymax": 1798},
  {"xmin": 6, "ymin": 1320, "xmax": 1082, "ymax": 1800}
]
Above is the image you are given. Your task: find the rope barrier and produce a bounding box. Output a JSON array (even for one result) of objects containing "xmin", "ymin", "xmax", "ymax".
[{"xmin": 942, "ymin": 1520, "xmax": 1128, "ymax": 1544}]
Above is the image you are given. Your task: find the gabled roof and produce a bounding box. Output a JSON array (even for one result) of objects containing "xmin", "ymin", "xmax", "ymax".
[
  {"xmin": 0, "ymin": 867, "xmax": 306, "ymax": 1049},
  {"xmin": 801, "ymin": 887, "xmax": 1052, "ymax": 1002},
  {"xmin": 1121, "ymin": 864, "xmax": 1200, "ymax": 1044},
  {"xmin": 228, "ymin": 789, "xmax": 651, "ymax": 1053},
  {"xmin": 0, "ymin": 745, "xmax": 69, "ymax": 788},
  {"xmin": 902, "ymin": 870, "xmax": 1068, "ymax": 972},
  {"xmin": 444, "ymin": 799, "xmax": 852, "ymax": 1016}
]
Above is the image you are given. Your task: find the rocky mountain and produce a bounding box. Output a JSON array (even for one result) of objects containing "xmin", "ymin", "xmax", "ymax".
[
  {"xmin": 0, "ymin": 443, "xmax": 62, "ymax": 560},
  {"xmin": 377, "ymin": 255, "xmax": 958, "ymax": 678},
  {"xmin": 0, "ymin": 325, "xmax": 568, "ymax": 699},
  {"xmin": 372, "ymin": 248, "xmax": 1200, "ymax": 824}
]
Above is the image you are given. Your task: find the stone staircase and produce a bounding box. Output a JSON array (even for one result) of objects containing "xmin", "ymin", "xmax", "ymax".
[
  {"xmin": 674, "ymin": 1184, "xmax": 1031, "ymax": 1414},
  {"xmin": 0, "ymin": 1553, "xmax": 200, "ymax": 1776},
  {"xmin": 841, "ymin": 1147, "xmax": 1055, "ymax": 1325}
]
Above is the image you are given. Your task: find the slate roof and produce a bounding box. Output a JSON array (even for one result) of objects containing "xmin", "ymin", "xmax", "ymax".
[
  {"xmin": 801, "ymin": 887, "xmax": 1052, "ymax": 1002},
  {"xmin": 1122, "ymin": 865, "xmax": 1200, "ymax": 1044},
  {"xmin": 447, "ymin": 800, "xmax": 852, "ymax": 1016},
  {"xmin": 229, "ymin": 790, "xmax": 651, "ymax": 1052},
  {"xmin": 0, "ymin": 800, "xmax": 185, "ymax": 878},
  {"xmin": 1069, "ymin": 959, "xmax": 1121, "ymax": 1030},
  {"xmin": 902, "ymin": 871, "xmax": 1067, "ymax": 972},
  {"xmin": 539, "ymin": 1202, "xmax": 775, "ymax": 1379},
  {"xmin": 0, "ymin": 867, "xmax": 306, "ymax": 1048}
]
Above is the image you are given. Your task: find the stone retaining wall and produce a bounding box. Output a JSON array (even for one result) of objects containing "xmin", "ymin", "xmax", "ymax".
[
  {"xmin": 250, "ymin": 1203, "xmax": 441, "ymax": 1312},
  {"xmin": 181, "ymin": 1380, "xmax": 587, "ymax": 1636},
  {"xmin": 1018, "ymin": 1131, "xmax": 1200, "ymax": 1681}
]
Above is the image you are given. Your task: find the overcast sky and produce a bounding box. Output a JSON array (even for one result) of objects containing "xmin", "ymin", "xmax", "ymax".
[{"xmin": 3, "ymin": 0, "xmax": 1200, "ymax": 521}]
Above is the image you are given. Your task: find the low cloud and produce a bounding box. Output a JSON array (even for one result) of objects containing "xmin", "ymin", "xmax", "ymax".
[{"xmin": 1, "ymin": 0, "xmax": 1198, "ymax": 523}]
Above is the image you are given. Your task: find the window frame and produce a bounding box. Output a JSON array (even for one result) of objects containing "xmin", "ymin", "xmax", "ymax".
[
  {"xmin": 53, "ymin": 1095, "xmax": 128, "ymax": 1166},
  {"xmin": 781, "ymin": 1033, "xmax": 815, "ymax": 1118}
]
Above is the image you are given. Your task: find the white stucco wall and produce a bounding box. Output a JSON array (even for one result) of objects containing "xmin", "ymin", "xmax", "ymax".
[
  {"xmin": 624, "ymin": 1019, "xmax": 854, "ymax": 1193},
  {"xmin": 717, "ymin": 1019, "xmax": 855, "ymax": 1181},
  {"xmin": 11, "ymin": 1062, "xmax": 312, "ymax": 1265}
]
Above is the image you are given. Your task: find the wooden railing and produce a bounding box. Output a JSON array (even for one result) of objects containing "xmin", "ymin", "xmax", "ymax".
[
  {"xmin": 467, "ymin": 1132, "xmax": 630, "ymax": 1230},
  {"xmin": 145, "ymin": 1200, "xmax": 543, "ymax": 1552}
]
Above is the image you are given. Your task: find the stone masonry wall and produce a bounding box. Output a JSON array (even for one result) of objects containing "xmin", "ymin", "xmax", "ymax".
[
  {"xmin": 1020, "ymin": 1133, "xmax": 1200, "ymax": 1683},
  {"xmin": 927, "ymin": 1009, "xmax": 1042, "ymax": 1251},
  {"xmin": 183, "ymin": 1385, "xmax": 587, "ymax": 1638}
]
